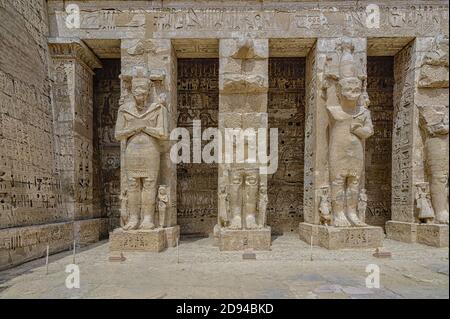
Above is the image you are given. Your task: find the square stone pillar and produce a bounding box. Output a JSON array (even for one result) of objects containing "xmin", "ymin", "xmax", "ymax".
[
  {"xmin": 386, "ymin": 36, "xmax": 449, "ymax": 247},
  {"xmin": 214, "ymin": 38, "xmax": 271, "ymax": 251},
  {"xmin": 300, "ymin": 37, "xmax": 383, "ymax": 249},
  {"xmin": 49, "ymin": 38, "xmax": 108, "ymax": 245},
  {"xmin": 110, "ymin": 38, "xmax": 179, "ymax": 254}
]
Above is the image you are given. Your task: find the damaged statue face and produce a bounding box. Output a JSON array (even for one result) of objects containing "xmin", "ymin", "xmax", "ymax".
[
  {"xmin": 338, "ymin": 77, "xmax": 362, "ymax": 102},
  {"xmin": 131, "ymin": 78, "xmax": 150, "ymax": 105}
]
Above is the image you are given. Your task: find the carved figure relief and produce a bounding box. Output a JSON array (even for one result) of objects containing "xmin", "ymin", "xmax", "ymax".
[
  {"xmin": 319, "ymin": 191, "xmax": 331, "ymax": 226},
  {"xmin": 415, "ymin": 183, "xmax": 435, "ymax": 223},
  {"xmin": 158, "ymin": 185, "xmax": 169, "ymax": 227},
  {"xmin": 221, "ymin": 168, "xmax": 265, "ymax": 229}
]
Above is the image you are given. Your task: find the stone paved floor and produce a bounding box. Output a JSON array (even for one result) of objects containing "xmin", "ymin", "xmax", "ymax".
[{"xmin": 0, "ymin": 235, "xmax": 448, "ymax": 299}]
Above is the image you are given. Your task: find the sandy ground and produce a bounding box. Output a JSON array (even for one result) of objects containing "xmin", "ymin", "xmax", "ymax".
[{"xmin": 0, "ymin": 235, "xmax": 448, "ymax": 299}]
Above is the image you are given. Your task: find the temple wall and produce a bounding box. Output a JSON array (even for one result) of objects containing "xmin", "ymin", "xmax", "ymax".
[
  {"xmin": 93, "ymin": 59, "xmax": 122, "ymax": 231},
  {"xmin": 268, "ymin": 58, "xmax": 305, "ymax": 234},
  {"xmin": 365, "ymin": 57, "xmax": 394, "ymax": 228},
  {"xmin": 176, "ymin": 58, "xmax": 219, "ymax": 235},
  {"xmin": 0, "ymin": 0, "xmax": 73, "ymax": 269}
]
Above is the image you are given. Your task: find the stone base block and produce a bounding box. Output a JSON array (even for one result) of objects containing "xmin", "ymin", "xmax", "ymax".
[
  {"xmin": 0, "ymin": 222, "xmax": 73, "ymax": 271},
  {"xmin": 74, "ymin": 218, "xmax": 109, "ymax": 246},
  {"xmin": 299, "ymin": 223, "xmax": 383, "ymax": 250},
  {"xmin": 217, "ymin": 227, "xmax": 271, "ymax": 251},
  {"xmin": 386, "ymin": 221, "xmax": 448, "ymax": 247},
  {"xmin": 164, "ymin": 226, "xmax": 180, "ymax": 247},
  {"xmin": 385, "ymin": 221, "xmax": 417, "ymax": 243},
  {"xmin": 109, "ymin": 228, "xmax": 166, "ymax": 253}
]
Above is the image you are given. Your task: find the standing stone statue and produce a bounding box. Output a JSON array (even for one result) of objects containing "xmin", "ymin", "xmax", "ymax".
[
  {"xmin": 417, "ymin": 35, "xmax": 449, "ymax": 225},
  {"xmin": 258, "ymin": 185, "xmax": 268, "ymax": 227},
  {"xmin": 228, "ymin": 168, "xmax": 260, "ymax": 229},
  {"xmin": 158, "ymin": 185, "xmax": 169, "ymax": 227},
  {"xmin": 114, "ymin": 67, "xmax": 169, "ymax": 230},
  {"xmin": 418, "ymin": 106, "xmax": 448, "ymax": 224},
  {"xmin": 319, "ymin": 193, "xmax": 331, "ymax": 225},
  {"xmin": 357, "ymin": 188, "xmax": 368, "ymax": 223},
  {"xmin": 218, "ymin": 183, "xmax": 229, "ymax": 227},
  {"xmin": 325, "ymin": 38, "xmax": 374, "ymax": 227},
  {"xmin": 416, "ymin": 184, "xmax": 434, "ymax": 224}
]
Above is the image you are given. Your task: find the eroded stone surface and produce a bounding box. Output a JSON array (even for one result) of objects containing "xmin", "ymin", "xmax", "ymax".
[{"xmin": 299, "ymin": 223, "xmax": 383, "ymax": 250}]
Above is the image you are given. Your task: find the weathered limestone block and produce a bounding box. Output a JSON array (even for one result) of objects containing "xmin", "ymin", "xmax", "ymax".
[
  {"xmin": 386, "ymin": 221, "xmax": 449, "ymax": 247},
  {"xmin": 109, "ymin": 228, "xmax": 166, "ymax": 252},
  {"xmin": 74, "ymin": 218, "xmax": 109, "ymax": 246},
  {"xmin": 217, "ymin": 227, "xmax": 271, "ymax": 251},
  {"xmin": 0, "ymin": 222, "xmax": 73, "ymax": 270},
  {"xmin": 164, "ymin": 225, "xmax": 180, "ymax": 247},
  {"xmin": 385, "ymin": 221, "xmax": 417, "ymax": 243},
  {"xmin": 417, "ymin": 35, "xmax": 449, "ymax": 88},
  {"xmin": 299, "ymin": 223, "xmax": 383, "ymax": 250},
  {"xmin": 417, "ymin": 224, "xmax": 449, "ymax": 247}
]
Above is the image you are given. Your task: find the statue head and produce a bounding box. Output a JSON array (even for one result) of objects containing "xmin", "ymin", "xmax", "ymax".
[
  {"xmin": 259, "ymin": 185, "xmax": 267, "ymax": 194},
  {"xmin": 158, "ymin": 92, "xmax": 168, "ymax": 106},
  {"xmin": 131, "ymin": 67, "xmax": 150, "ymax": 107},
  {"xmin": 338, "ymin": 77, "xmax": 362, "ymax": 102},
  {"xmin": 336, "ymin": 38, "xmax": 363, "ymax": 105},
  {"xmin": 231, "ymin": 170, "xmax": 243, "ymax": 184}
]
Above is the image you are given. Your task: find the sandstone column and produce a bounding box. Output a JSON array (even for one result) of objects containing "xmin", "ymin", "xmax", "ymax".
[
  {"xmin": 214, "ymin": 37, "xmax": 271, "ymax": 251},
  {"xmin": 299, "ymin": 37, "xmax": 383, "ymax": 249},
  {"xmin": 49, "ymin": 38, "xmax": 109, "ymax": 246},
  {"xmin": 386, "ymin": 36, "xmax": 449, "ymax": 247},
  {"xmin": 109, "ymin": 38, "xmax": 179, "ymax": 254}
]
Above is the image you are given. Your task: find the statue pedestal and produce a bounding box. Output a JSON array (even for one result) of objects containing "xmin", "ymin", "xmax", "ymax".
[
  {"xmin": 109, "ymin": 226, "xmax": 180, "ymax": 253},
  {"xmin": 386, "ymin": 221, "xmax": 448, "ymax": 247},
  {"xmin": 216, "ymin": 227, "xmax": 271, "ymax": 251},
  {"xmin": 299, "ymin": 222, "xmax": 383, "ymax": 250},
  {"xmin": 164, "ymin": 225, "xmax": 180, "ymax": 247}
]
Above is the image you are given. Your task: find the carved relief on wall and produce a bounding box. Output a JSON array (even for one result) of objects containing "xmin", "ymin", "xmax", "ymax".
[
  {"xmin": 391, "ymin": 42, "xmax": 415, "ymax": 222},
  {"xmin": 93, "ymin": 59, "xmax": 121, "ymax": 230},
  {"xmin": 267, "ymin": 58, "xmax": 305, "ymax": 234},
  {"xmin": 365, "ymin": 57, "xmax": 394, "ymax": 227},
  {"xmin": 177, "ymin": 59, "xmax": 219, "ymax": 234}
]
